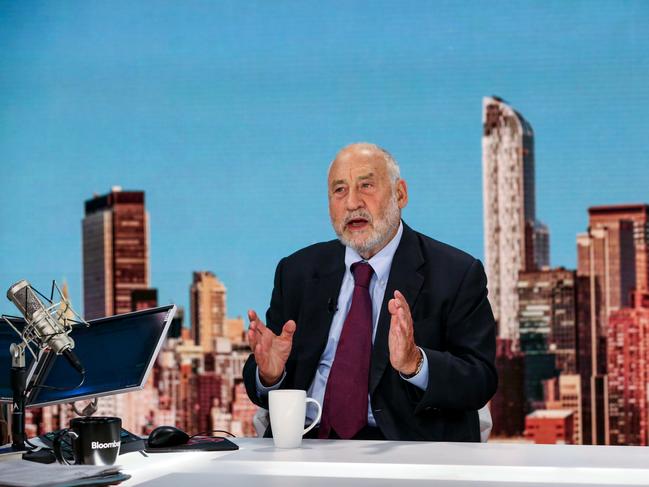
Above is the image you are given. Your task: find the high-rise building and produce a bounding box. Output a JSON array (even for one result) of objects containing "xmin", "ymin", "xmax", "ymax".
[
  {"xmin": 153, "ymin": 339, "xmax": 181, "ymax": 427},
  {"xmin": 224, "ymin": 317, "xmax": 245, "ymax": 344},
  {"xmin": 532, "ymin": 221, "xmax": 550, "ymax": 269},
  {"xmin": 482, "ymin": 96, "xmax": 549, "ymax": 341},
  {"xmin": 518, "ymin": 268, "xmax": 582, "ymax": 416},
  {"xmin": 82, "ymin": 187, "xmax": 149, "ymax": 319},
  {"xmin": 167, "ymin": 307, "xmax": 184, "ymax": 339},
  {"xmin": 174, "ymin": 339, "xmax": 205, "ymax": 432},
  {"xmin": 575, "ymin": 274, "xmax": 604, "ymax": 445},
  {"xmin": 543, "ymin": 374, "xmax": 582, "ymax": 444},
  {"xmin": 577, "ymin": 222, "xmax": 636, "ymax": 327},
  {"xmin": 190, "ymin": 271, "xmax": 226, "ymax": 353},
  {"xmin": 490, "ymin": 338, "xmax": 526, "ymax": 437},
  {"xmin": 518, "ymin": 268, "xmax": 578, "ymax": 376},
  {"xmin": 81, "ymin": 187, "xmax": 152, "ymax": 431},
  {"xmin": 192, "ymin": 373, "xmax": 222, "ymax": 435},
  {"xmin": 577, "ymin": 209, "xmax": 638, "ymax": 444},
  {"xmin": 607, "ymin": 307, "xmax": 649, "ymax": 446},
  {"xmin": 588, "ymin": 204, "xmax": 649, "ymax": 296}
]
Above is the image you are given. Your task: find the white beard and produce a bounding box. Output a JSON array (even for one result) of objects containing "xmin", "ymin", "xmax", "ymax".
[{"xmin": 332, "ymin": 191, "xmax": 401, "ymax": 258}]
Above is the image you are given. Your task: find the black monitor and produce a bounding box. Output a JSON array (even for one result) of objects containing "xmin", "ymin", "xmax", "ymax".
[{"xmin": 0, "ymin": 305, "xmax": 176, "ymax": 406}]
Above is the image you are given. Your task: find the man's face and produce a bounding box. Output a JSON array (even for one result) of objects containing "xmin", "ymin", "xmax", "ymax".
[{"xmin": 328, "ymin": 146, "xmax": 408, "ymax": 258}]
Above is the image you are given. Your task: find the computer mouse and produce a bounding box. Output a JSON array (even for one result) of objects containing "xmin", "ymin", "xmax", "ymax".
[{"xmin": 147, "ymin": 425, "xmax": 191, "ymax": 448}]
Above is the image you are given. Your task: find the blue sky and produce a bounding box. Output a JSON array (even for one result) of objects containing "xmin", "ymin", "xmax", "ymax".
[{"xmin": 1, "ymin": 1, "xmax": 648, "ymax": 323}]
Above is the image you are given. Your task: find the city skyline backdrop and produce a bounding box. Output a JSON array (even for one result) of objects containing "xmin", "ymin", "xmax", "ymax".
[{"xmin": 1, "ymin": 1, "xmax": 648, "ymax": 321}]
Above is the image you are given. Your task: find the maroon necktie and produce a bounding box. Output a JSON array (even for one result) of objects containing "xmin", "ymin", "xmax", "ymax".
[{"xmin": 319, "ymin": 261, "xmax": 374, "ymax": 439}]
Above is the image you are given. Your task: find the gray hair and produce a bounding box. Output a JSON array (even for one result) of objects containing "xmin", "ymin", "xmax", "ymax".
[{"xmin": 329, "ymin": 142, "xmax": 401, "ymax": 183}]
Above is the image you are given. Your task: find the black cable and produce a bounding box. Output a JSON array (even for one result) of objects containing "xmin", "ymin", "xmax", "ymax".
[
  {"xmin": 29, "ymin": 368, "xmax": 85, "ymax": 392},
  {"xmin": 190, "ymin": 429, "xmax": 236, "ymax": 438}
]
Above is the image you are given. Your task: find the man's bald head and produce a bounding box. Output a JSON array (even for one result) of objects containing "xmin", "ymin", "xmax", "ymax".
[{"xmin": 328, "ymin": 142, "xmax": 401, "ymax": 184}]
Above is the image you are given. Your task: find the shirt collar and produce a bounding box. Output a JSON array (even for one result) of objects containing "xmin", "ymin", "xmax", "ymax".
[{"xmin": 344, "ymin": 220, "xmax": 403, "ymax": 284}]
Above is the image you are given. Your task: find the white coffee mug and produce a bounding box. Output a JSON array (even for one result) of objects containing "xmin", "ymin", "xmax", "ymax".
[{"xmin": 268, "ymin": 389, "xmax": 322, "ymax": 448}]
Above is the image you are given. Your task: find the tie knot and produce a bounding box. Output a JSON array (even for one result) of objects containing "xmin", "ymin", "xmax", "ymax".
[{"xmin": 351, "ymin": 262, "xmax": 374, "ymax": 288}]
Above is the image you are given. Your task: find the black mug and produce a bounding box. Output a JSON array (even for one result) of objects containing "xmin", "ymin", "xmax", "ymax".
[{"xmin": 53, "ymin": 416, "xmax": 121, "ymax": 465}]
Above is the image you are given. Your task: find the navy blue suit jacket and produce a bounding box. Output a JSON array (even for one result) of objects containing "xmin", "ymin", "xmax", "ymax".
[{"xmin": 243, "ymin": 222, "xmax": 497, "ymax": 441}]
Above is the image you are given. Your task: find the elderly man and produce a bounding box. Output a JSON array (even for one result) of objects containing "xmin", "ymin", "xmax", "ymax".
[{"xmin": 243, "ymin": 143, "xmax": 497, "ymax": 441}]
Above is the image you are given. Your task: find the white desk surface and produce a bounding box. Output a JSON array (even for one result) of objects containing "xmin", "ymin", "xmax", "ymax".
[{"xmin": 117, "ymin": 438, "xmax": 649, "ymax": 486}]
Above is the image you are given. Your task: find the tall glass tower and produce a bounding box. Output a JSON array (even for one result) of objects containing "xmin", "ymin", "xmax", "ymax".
[{"xmin": 482, "ymin": 96, "xmax": 547, "ymax": 342}]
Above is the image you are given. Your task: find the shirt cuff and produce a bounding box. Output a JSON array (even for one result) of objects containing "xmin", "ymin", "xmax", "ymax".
[
  {"xmin": 399, "ymin": 347, "xmax": 428, "ymax": 391},
  {"xmin": 255, "ymin": 367, "xmax": 286, "ymax": 395}
]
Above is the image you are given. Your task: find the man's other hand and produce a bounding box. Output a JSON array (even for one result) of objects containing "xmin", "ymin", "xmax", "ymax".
[
  {"xmin": 387, "ymin": 290, "xmax": 421, "ymax": 376},
  {"xmin": 247, "ymin": 309, "xmax": 295, "ymax": 386}
]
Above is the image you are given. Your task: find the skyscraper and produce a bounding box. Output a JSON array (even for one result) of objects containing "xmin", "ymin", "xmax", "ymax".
[
  {"xmin": 581, "ymin": 204, "xmax": 649, "ymax": 446},
  {"xmin": 532, "ymin": 221, "xmax": 550, "ymax": 269},
  {"xmin": 82, "ymin": 187, "xmax": 150, "ymax": 319},
  {"xmin": 490, "ymin": 338, "xmax": 525, "ymax": 437},
  {"xmin": 576, "ymin": 209, "xmax": 637, "ymax": 444},
  {"xmin": 517, "ymin": 269, "xmax": 579, "ymax": 416},
  {"xmin": 224, "ymin": 317, "xmax": 245, "ymax": 344},
  {"xmin": 587, "ymin": 204, "xmax": 649, "ymax": 296},
  {"xmin": 577, "ymin": 221, "xmax": 636, "ymax": 325},
  {"xmin": 518, "ymin": 268, "xmax": 578, "ymax": 376},
  {"xmin": 190, "ymin": 271, "xmax": 226, "ymax": 353},
  {"xmin": 482, "ymin": 96, "xmax": 549, "ymax": 341},
  {"xmin": 174, "ymin": 337, "xmax": 205, "ymax": 432},
  {"xmin": 607, "ymin": 307, "xmax": 649, "ymax": 445}
]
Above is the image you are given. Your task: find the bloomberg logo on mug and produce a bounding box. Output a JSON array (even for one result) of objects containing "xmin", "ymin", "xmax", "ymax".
[{"xmin": 91, "ymin": 440, "xmax": 120, "ymax": 450}]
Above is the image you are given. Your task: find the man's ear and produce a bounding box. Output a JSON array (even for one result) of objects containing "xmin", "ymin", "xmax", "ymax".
[{"xmin": 396, "ymin": 179, "xmax": 408, "ymax": 209}]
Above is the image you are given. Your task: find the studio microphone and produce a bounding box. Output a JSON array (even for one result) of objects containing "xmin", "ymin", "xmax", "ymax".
[
  {"xmin": 7, "ymin": 279, "xmax": 85, "ymax": 374},
  {"xmin": 327, "ymin": 297, "xmax": 338, "ymax": 314}
]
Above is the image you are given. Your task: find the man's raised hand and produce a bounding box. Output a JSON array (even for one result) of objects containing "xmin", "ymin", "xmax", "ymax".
[
  {"xmin": 387, "ymin": 290, "xmax": 421, "ymax": 376},
  {"xmin": 247, "ymin": 309, "xmax": 296, "ymax": 386}
]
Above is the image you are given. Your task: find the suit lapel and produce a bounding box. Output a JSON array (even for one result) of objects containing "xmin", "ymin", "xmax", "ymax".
[
  {"xmin": 292, "ymin": 243, "xmax": 346, "ymax": 390},
  {"xmin": 370, "ymin": 223, "xmax": 425, "ymax": 394}
]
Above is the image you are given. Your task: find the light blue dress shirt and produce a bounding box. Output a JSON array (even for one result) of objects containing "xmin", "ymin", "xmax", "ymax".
[{"xmin": 257, "ymin": 220, "xmax": 429, "ymax": 426}]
